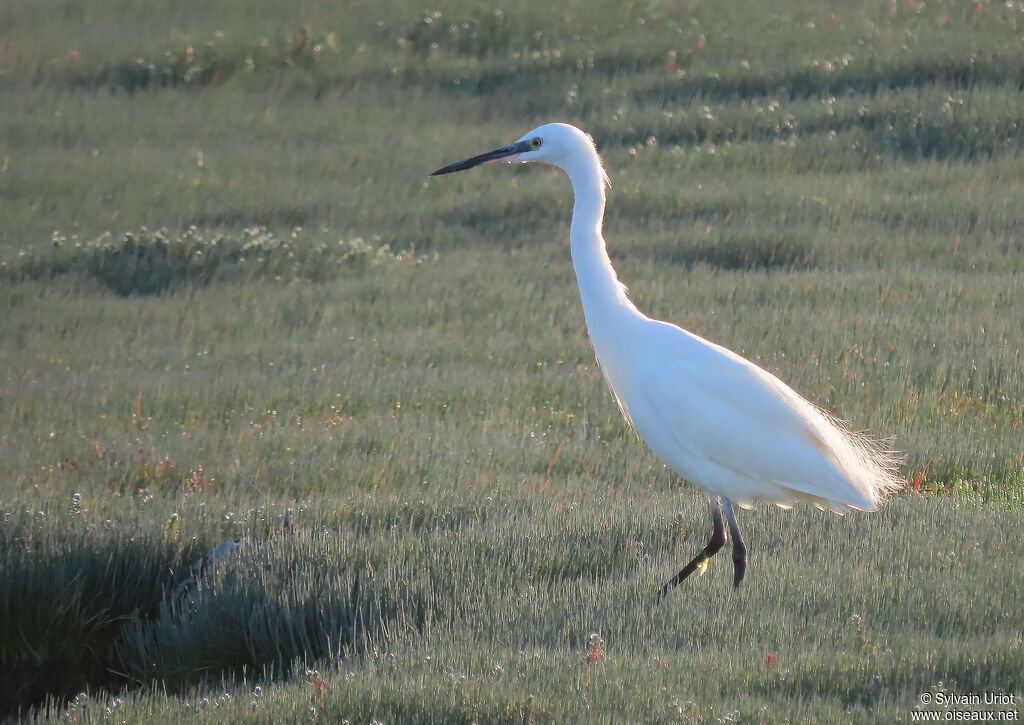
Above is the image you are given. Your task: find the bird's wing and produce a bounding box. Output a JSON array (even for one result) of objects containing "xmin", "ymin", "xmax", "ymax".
[{"xmin": 625, "ymin": 321, "xmax": 881, "ymax": 510}]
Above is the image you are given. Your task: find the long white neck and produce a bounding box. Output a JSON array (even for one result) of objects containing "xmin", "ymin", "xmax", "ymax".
[
  {"xmin": 561, "ymin": 148, "xmax": 645, "ymax": 421},
  {"xmin": 564, "ymin": 153, "xmax": 641, "ymax": 332}
]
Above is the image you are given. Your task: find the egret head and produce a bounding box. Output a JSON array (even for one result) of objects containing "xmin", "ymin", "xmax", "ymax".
[{"xmin": 430, "ymin": 123, "xmax": 609, "ymax": 187}]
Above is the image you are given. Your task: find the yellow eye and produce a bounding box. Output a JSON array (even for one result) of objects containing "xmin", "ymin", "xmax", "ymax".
[{"xmin": 531, "ymin": 137, "xmax": 542, "ymax": 148}]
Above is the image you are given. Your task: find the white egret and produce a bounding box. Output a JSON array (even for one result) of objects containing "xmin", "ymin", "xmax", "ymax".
[{"xmin": 430, "ymin": 123, "xmax": 902, "ymax": 599}]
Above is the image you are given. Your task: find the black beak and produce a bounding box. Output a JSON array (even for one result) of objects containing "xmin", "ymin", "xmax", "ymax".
[{"xmin": 430, "ymin": 140, "xmax": 532, "ymax": 176}]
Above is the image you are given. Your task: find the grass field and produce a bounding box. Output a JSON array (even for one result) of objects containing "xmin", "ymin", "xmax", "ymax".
[{"xmin": 2, "ymin": 0, "xmax": 1023, "ymax": 721}]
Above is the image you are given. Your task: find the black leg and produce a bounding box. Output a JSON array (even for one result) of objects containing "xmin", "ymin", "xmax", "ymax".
[
  {"xmin": 657, "ymin": 495, "xmax": 727, "ymax": 602},
  {"xmin": 721, "ymin": 497, "xmax": 747, "ymax": 588}
]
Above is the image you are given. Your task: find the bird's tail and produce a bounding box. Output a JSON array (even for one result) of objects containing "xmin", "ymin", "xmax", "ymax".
[{"xmin": 802, "ymin": 400, "xmax": 905, "ymax": 513}]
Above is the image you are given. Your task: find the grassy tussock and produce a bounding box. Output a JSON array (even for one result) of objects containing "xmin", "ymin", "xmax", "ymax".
[{"xmin": 1, "ymin": 227, "xmax": 409, "ymax": 295}]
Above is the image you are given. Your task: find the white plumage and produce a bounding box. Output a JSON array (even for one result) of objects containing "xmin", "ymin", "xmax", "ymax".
[{"xmin": 431, "ymin": 122, "xmax": 903, "ymax": 595}]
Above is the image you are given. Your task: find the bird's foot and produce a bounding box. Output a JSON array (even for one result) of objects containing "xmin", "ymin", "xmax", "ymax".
[{"xmin": 731, "ymin": 549, "xmax": 747, "ymax": 588}]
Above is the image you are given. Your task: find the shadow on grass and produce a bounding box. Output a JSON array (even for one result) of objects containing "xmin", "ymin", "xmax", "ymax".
[
  {"xmin": 634, "ymin": 53, "xmax": 1024, "ymax": 105},
  {"xmin": 0, "ymin": 525, "xmax": 436, "ymax": 718},
  {"xmin": 0, "ymin": 526, "xmax": 195, "ymax": 716},
  {"xmin": 597, "ymin": 109, "xmax": 1024, "ymax": 162},
  {"xmin": 654, "ymin": 234, "xmax": 816, "ymax": 271},
  {"xmin": 439, "ymin": 51, "xmax": 1024, "ymax": 161},
  {"xmin": 47, "ymin": 38, "xmax": 1024, "ymax": 167}
]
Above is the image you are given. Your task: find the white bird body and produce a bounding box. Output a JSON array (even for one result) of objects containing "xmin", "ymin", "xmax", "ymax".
[
  {"xmin": 596, "ymin": 316, "xmax": 882, "ymax": 512},
  {"xmin": 431, "ymin": 122, "xmax": 902, "ymax": 592}
]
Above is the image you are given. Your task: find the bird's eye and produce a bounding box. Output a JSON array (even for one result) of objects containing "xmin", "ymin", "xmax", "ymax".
[{"xmin": 530, "ymin": 137, "xmax": 542, "ymax": 148}]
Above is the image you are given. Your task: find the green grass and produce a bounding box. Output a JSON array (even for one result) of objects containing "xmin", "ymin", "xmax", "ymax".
[{"xmin": 2, "ymin": 0, "xmax": 1023, "ymax": 721}]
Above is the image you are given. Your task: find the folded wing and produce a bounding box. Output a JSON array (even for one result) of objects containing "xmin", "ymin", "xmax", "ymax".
[{"xmin": 619, "ymin": 321, "xmax": 902, "ymax": 512}]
